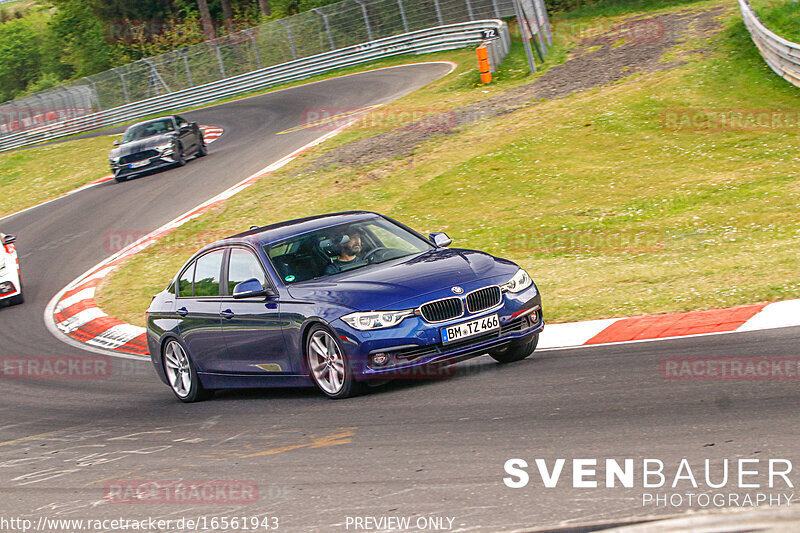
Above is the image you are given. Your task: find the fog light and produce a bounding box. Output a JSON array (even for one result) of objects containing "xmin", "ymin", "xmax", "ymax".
[
  {"xmin": 0, "ymin": 281, "xmax": 14, "ymax": 294},
  {"xmin": 371, "ymin": 353, "xmax": 389, "ymax": 366}
]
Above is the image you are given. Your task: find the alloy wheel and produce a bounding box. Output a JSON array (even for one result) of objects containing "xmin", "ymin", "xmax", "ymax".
[
  {"xmin": 308, "ymin": 330, "xmax": 346, "ymax": 395},
  {"xmin": 164, "ymin": 340, "xmax": 192, "ymax": 398}
]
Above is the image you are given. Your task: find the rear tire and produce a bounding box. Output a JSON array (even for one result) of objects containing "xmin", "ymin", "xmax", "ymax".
[
  {"xmin": 163, "ymin": 339, "xmax": 213, "ymax": 403},
  {"xmin": 489, "ymin": 333, "xmax": 538, "ymax": 364}
]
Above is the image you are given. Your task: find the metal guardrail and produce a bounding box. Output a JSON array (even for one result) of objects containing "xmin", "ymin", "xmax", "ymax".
[
  {"xmin": 0, "ymin": 20, "xmax": 510, "ymax": 152},
  {"xmin": 1, "ymin": 0, "xmax": 544, "ymax": 140},
  {"xmin": 739, "ymin": 0, "xmax": 800, "ymax": 88}
]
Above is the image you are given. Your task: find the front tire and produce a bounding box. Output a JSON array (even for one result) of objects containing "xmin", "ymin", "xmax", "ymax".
[
  {"xmin": 175, "ymin": 144, "xmax": 186, "ymax": 166},
  {"xmin": 114, "ymin": 175, "xmax": 127, "ymax": 183},
  {"xmin": 196, "ymin": 141, "xmax": 207, "ymax": 157},
  {"xmin": 489, "ymin": 333, "xmax": 538, "ymax": 364},
  {"xmin": 306, "ymin": 325, "xmax": 363, "ymax": 399},
  {"xmin": 163, "ymin": 339, "xmax": 213, "ymax": 402}
]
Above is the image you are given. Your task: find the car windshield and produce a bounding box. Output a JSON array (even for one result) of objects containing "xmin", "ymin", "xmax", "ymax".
[
  {"xmin": 265, "ymin": 217, "xmax": 434, "ymax": 284},
  {"xmin": 121, "ymin": 119, "xmax": 175, "ymax": 143}
]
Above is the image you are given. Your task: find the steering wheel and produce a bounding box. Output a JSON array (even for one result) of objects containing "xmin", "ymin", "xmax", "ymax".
[{"xmin": 363, "ymin": 247, "xmax": 388, "ymax": 263}]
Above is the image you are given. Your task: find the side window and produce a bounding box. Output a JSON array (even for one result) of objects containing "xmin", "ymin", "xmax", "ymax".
[
  {"xmin": 178, "ymin": 262, "xmax": 194, "ymax": 297},
  {"xmin": 176, "ymin": 115, "xmax": 187, "ymax": 127},
  {"xmin": 228, "ymin": 248, "xmax": 267, "ymax": 295},
  {"xmin": 193, "ymin": 250, "xmax": 224, "ymax": 297}
]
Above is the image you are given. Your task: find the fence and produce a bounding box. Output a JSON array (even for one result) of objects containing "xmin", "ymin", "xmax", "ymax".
[
  {"xmin": 739, "ymin": 0, "xmax": 800, "ymax": 88},
  {"xmin": 0, "ymin": 0, "xmax": 550, "ymax": 151}
]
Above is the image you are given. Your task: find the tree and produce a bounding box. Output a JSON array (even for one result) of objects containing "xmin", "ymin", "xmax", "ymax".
[
  {"xmin": 48, "ymin": 0, "xmax": 113, "ymax": 77},
  {"xmin": 0, "ymin": 18, "xmax": 41, "ymax": 101},
  {"xmin": 195, "ymin": 0, "xmax": 215, "ymax": 39},
  {"xmin": 220, "ymin": 0, "xmax": 233, "ymax": 31},
  {"xmin": 257, "ymin": 0, "xmax": 271, "ymax": 17}
]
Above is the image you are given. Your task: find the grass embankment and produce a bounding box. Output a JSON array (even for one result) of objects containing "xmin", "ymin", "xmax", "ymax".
[
  {"xmin": 99, "ymin": 0, "xmax": 800, "ymax": 327},
  {"xmin": 0, "ymin": 136, "xmax": 115, "ymax": 218}
]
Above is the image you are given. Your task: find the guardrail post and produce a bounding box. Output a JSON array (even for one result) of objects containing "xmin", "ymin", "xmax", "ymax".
[
  {"xmin": 491, "ymin": 0, "xmax": 501, "ymax": 18},
  {"xmin": 354, "ymin": 0, "xmax": 373, "ymax": 41},
  {"xmin": 32, "ymin": 94, "xmax": 44, "ymax": 125},
  {"xmin": 143, "ymin": 58, "xmax": 171, "ymax": 96},
  {"xmin": 513, "ymin": 0, "xmax": 536, "ymax": 73},
  {"xmin": 178, "ymin": 49, "xmax": 193, "ymax": 88},
  {"xmin": 313, "ymin": 8, "xmax": 336, "ymax": 50},
  {"xmin": 517, "ymin": 0, "xmax": 544, "ymax": 61},
  {"xmin": 210, "ymin": 41, "xmax": 227, "ymax": 78},
  {"xmin": 58, "ymin": 85, "xmax": 75, "ymax": 120},
  {"xmin": 113, "ymin": 68, "xmax": 130, "ymax": 103},
  {"xmin": 432, "ymin": 0, "xmax": 444, "ymax": 25},
  {"xmin": 465, "ymin": 0, "xmax": 475, "ymax": 20},
  {"xmin": 246, "ymin": 29, "xmax": 263, "ymax": 69},
  {"xmin": 397, "ymin": 0, "xmax": 409, "ymax": 32},
  {"xmin": 538, "ymin": 0, "xmax": 552, "ymax": 45},
  {"xmin": 525, "ymin": 0, "xmax": 548, "ymax": 57},
  {"xmin": 82, "ymin": 76, "xmax": 101, "ymax": 111},
  {"xmin": 278, "ymin": 19, "xmax": 297, "ymax": 60}
]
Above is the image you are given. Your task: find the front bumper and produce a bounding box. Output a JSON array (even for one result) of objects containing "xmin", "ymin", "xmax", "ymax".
[
  {"xmin": 0, "ymin": 280, "xmax": 20, "ymax": 300},
  {"xmin": 112, "ymin": 154, "xmax": 178, "ymax": 178},
  {"xmin": 335, "ymin": 287, "xmax": 543, "ymax": 379}
]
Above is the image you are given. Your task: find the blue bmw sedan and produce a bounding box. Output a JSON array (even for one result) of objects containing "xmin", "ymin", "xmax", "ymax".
[{"xmin": 146, "ymin": 211, "xmax": 543, "ymax": 401}]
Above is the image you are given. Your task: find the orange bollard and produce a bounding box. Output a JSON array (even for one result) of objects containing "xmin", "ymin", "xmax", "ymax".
[{"xmin": 476, "ymin": 44, "xmax": 492, "ymax": 84}]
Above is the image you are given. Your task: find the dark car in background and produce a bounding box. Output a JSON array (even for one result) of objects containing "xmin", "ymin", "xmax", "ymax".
[
  {"xmin": 110, "ymin": 115, "xmax": 206, "ymax": 182},
  {"xmin": 145, "ymin": 211, "xmax": 544, "ymax": 402}
]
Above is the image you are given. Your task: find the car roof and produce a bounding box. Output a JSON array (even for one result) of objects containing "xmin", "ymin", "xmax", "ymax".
[
  {"xmin": 125, "ymin": 116, "xmax": 176, "ymax": 130},
  {"xmin": 231, "ymin": 211, "xmax": 380, "ymax": 245}
]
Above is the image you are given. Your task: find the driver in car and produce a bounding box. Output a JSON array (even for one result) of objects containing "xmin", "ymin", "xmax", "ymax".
[{"xmin": 325, "ymin": 229, "xmax": 368, "ymax": 274}]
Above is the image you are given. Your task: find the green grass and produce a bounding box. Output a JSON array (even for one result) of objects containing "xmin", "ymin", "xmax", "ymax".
[
  {"xmin": 749, "ymin": 0, "xmax": 800, "ymax": 43},
  {"xmin": 92, "ymin": 0, "xmax": 798, "ymax": 327},
  {"xmin": 0, "ymin": 136, "xmax": 117, "ymax": 218}
]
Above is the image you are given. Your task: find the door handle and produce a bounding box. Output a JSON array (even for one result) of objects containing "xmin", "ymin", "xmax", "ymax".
[
  {"xmin": 220, "ymin": 309, "xmax": 235, "ymax": 319},
  {"xmin": 176, "ymin": 307, "xmax": 189, "ymax": 317}
]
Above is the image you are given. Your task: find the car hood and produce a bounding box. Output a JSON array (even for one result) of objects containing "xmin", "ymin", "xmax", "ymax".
[
  {"xmin": 286, "ymin": 248, "xmax": 518, "ymax": 311},
  {"xmin": 111, "ymin": 134, "xmax": 174, "ymax": 157}
]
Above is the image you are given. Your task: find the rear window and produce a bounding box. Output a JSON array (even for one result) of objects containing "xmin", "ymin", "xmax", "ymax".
[{"xmin": 193, "ymin": 250, "xmax": 224, "ymax": 297}]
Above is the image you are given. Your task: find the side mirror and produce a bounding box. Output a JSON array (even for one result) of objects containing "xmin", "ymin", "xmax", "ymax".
[
  {"xmin": 2, "ymin": 234, "xmax": 15, "ymax": 245},
  {"xmin": 232, "ymin": 278, "xmax": 273, "ymax": 299},
  {"xmin": 429, "ymin": 232, "xmax": 452, "ymax": 247},
  {"xmin": 179, "ymin": 123, "xmax": 191, "ymax": 131},
  {"xmin": 113, "ymin": 140, "xmax": 120, "ymax": 146}
]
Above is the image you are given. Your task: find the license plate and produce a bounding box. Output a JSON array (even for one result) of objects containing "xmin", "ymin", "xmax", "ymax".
[
  {"xmin": 441, "ymin": 314, "xmax": 499, "ymax": 344},
  {"xmin": 129, "ymin": 160, "xmax": 149, "ymax": 168}
]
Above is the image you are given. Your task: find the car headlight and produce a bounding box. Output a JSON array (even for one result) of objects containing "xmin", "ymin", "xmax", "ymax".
[
  {"xmin": 157, "ymin": 143, "xmax": 174, "ymax": 153},
  {"xmin": 501, "ymin": 269, "xmax": 534, "ymax": 294},
  {"xmin": 110, "ymin": 157, "xmax": 120, "ymax": 165},
  {"xmin": 342, "ymin": 309, "xmax": 416, "ymax": 330}
]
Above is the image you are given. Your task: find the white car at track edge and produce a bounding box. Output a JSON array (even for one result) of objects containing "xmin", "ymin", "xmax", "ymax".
[{"xmin": 0, "ymin": 233, "xmax": 23, "ymax": 305}]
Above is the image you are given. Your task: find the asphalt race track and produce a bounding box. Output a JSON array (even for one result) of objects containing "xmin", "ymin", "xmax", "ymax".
[{"xmin": 2, "ymin": 62, "xmax": 800, "ymax": 531}]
